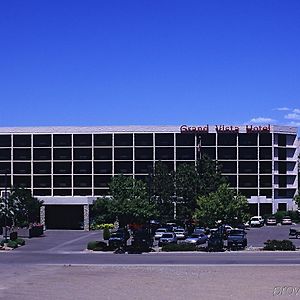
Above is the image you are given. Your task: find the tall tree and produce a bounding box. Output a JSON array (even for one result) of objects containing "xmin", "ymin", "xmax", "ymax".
[{"xmin": 194, "ymin": 183, "xmax": 249, "ymax": 227}]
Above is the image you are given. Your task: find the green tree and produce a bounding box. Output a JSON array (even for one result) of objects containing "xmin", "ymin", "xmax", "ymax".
[
  {"xmin": 90, "ymin": 197, "xmax": 116, "ymax": 226},
  {"xmin": 0, "ymin": 187, "xmax": 43, "ymax": 227},
  {"xmin": 109, "ymin": 175, "xmax": 157, "ymax": 227},
  {"xmin": 294, "ymin": 194, "xmax": 300, "ymax": 208},
  {"xmin": 194, "ymin": 184, "xmax": 249, "ymax": 227},
  {"xmin": 175, "ymin": 163, "xmax": 199, "ymax": 220},
  {"xmin": 197, "ymin": 154, "xmax": 227, "ymax": 196}
]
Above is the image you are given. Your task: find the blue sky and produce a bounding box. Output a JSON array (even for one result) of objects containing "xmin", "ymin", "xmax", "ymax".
[{"xmin": 0, "ymin": 1, "xmax": 300, "ymax": 129}]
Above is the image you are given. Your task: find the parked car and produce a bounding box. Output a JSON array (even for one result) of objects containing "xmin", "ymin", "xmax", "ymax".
[
  {"xmin": 174, "ymin": 228, "xmax": 187, "ymax": 240},
  {"xmin": 289, "ymin": 227, "xmax": 300, "ymax": 239},
  {"xmin": 227, "ymin": 229, "xmax": 247, "ymax": 250},
  {"xmin": 266, "ymin": 217, "xmax": 277, "ymax": 226},
  {"xmin": 158, "ymin": 232, "xmax": 177, "ymax": 247},
  {"xmin": 281, "ymin": 216, "xmax": 292, "ymax": 225},
  {"xmin": 250, "ymin": 216, "xmax": 264, "ymax": 227},
  {"xmin": 184, "ymin": 232, "xmax": 208, "ymax": 245},
  {"xmin": 131, "ymin": 229, "xmax": 153, "ymax": 249},
  {"xmin": 154, "ymin": 228, "xmax": 168, "ymax": 240},
  {"xmin": 207, "ymin": 232, "xmax": 224, "ymax": 252},
  {"xmin": 108, "ymin": 230, "xmax": 129, "ymax": 248}
]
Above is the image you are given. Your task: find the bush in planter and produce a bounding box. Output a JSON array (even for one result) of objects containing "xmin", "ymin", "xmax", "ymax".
[
  {"xmin": 87, "ymin": 240, "xmax": 108, "ymax": 251},
  {"xmin": 263, "ymin": 240, "xmax": 296, "ymax": 251},
  {"xmin": 16, "ymin": 238, "xmax": 26, "ymax": 246},
  {"xmin": 162, "ymin": 243, "xmax": 197, "ymax": 252}
]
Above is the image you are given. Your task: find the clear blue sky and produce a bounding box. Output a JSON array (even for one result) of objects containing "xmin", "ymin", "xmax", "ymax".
[{"xmin": 1, "ymin": 0, "xmax": 300, "ymax": 129}]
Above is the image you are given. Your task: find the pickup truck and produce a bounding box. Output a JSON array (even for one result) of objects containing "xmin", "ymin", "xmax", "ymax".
[{"xmin": 289, "ymin": 227, "xmax": 300, "ymax": 239}]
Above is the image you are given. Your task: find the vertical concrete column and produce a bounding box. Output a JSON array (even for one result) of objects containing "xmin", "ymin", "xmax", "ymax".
[
  {"xmin": 40, "ymin": 205, "xmax": 46, "ymax": 230},
  {"xmin": 83, "ymin": 204, "xmax": 89, "ymax": 231}
]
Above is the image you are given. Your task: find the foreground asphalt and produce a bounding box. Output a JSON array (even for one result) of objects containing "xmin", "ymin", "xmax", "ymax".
[{"xmin": 1, "ymin": 230, "xmax": 300, "ymax": 300}]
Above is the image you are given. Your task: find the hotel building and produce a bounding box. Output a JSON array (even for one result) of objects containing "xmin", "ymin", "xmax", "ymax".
[{"xmin": 0, "ymin": 124, "xmax": 298, "ymax": 229}]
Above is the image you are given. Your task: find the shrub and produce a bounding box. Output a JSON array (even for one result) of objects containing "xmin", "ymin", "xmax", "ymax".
[
  {"xmin": 87, "ymin": 240, "xmax": 108, "ymax": 251},
  {"xmin": 263, "ymin": 240, "xmax": 296, "ymax": 251},
  {"xmin": 103, "ymin": 227, "xmax": 111, "ymax": 240},
  {"xmin": 7, "ymin": 240, "xmax": 18, "ymax": 249},
  {"xmin": 99, "ymin": 224, "xmax": 114, "ymax": 229},
  {"xmin": 162, "ymin": 243, "xmax": 197, "ymax": 252},
  {"xmin": 16, "ymin": 238, "xmax": 26, "ymax": 246}
]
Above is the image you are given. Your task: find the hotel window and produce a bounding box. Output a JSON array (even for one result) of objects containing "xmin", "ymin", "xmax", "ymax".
[
  {"xmin": 34, "ymin": 162, "xmax": 51, "ymax": 174},
  {"xmin": 218, "ymin": 148, "xmax": 237, "ymax": 160},
  {"xmin": 176, "ymin": 133, "xmax": 195, "ymax": 146},
  {"xmin": 54, "ymin": 148, "xmax": 72, "ymax": 160},
  {"xmin": 0, "ymin": 135, "xmax": 11, "ymax": 147},
  {"xmin": 218, "ymin": 133, "xmax": 237, "ymax": 146},
  {"xmin": 73, "ymin": 134, "xmax": 92, "ymax": 146},
  {"xmin": 13, "ymin": 135, "xmax": 31, "ymax": 147},
  {"xmin": 13, "ymin": 149, "xmax": 31, "ymax": 160},
  {"xmin": 74, "ymin": 175, "xmax": 92, "ymax": 187},
  {"xmin": 94, "ymin": 134, "xmax": 112, "ymax": 146},
  {"xmin": 94, "ymin": 175, "xmax": 112, "ymax": 187},
  {"xmin": 53, "ymin": 134, "xmax": 72, "ymax": 147},
  {"xmin": 13, "ymin": 162, "xmax": 31, "ymax": 174},
  {"xmin": 176, "ymin": 147, "xmax": 195, "ymax": 160},
  {"xmin": 155, "ymin": 133, "xmax": 174, "ymax": 146},
  {"xmin": 73, "ymin": 162, "xmax": 92, "ymax": 174},
  {"xmin": 94, "ymin": 148, "xmax": 112, "ymax": 160},
  {"xmin": 94, "ymin": 162, "xmax": 112, "ymax": 174},
  {"xmin": 33, "ymin": 148, "xmax": 51, "ymax": 160},
  {"xmin": 33, "ymin": 135, "xmax": 51, "ymax": 147},
  {"xmin": 155, "ymin": 147, "xmax": 174, "ymax": 160},
  {"xmin": 199, "ymin": 133, "xmax": 216, "ymax": 146},
  {"xmin": 33, "ymin": 176, "xmax": 51, "ymax": 188},
  {"xmin": 14, "ymin": 175, "xmax": 32, "ymax": 187},
  {"xmin": 135, "ymin": 148, "xmax": 153, "ymax": 160},
  {"xmin": 238, "ymin": 133, "xmax": 257, "ymax": 146},
  {"xmin": 259, "ymin": 133, "xmax": 272, "ymax": 146},
  {"xmin": 73, "ymin": 148, "xmax": 92, "ymax": 160},
  {"xmin": 53, "ymin": 162, "xmax": 72, "ymax": 174},
  {"xmin": 114, "ymin": 161, "xmax": 133, "ymax": 174},
  {"xmin": 114, "ymin": 148, "xmax": 133, "ymax": 160},
  {"xmin": 114, "ymin": 134, "xmax": 133, "ymax": 146},
  {"xmin": 238, "ymin": 148, "xmax": 257, "ymax": 160},
  {"xmin": 0, "ymin": 162, "xmax": 11, "ymax": 174},
  {"xmin": 53, "ymin": 176, "xmax": 72, "ymax": 187},
  {"xmin": 135, "ymin": 134, "xmax": 153, "ymax": 146}
]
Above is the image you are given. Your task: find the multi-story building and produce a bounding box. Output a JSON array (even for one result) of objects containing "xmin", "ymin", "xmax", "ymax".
[{"xmin": 0, "ymin": 124, "xmax": 298, "ymax": 229}]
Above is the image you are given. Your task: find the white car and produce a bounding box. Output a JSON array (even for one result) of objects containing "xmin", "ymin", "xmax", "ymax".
[
  {"xmin": 281, "ymin": 216, "xmax": 292, "ymax": 225},
  {"xmin": 250, "ymin": 216, "xmax": 264, "ymax": 227},
  {"xmin": 154, "ymin": 228, "xmax": 167, "ymax": 240},
  {"xmin": 174, "ymin": 228, "xmax": 187, "ymax": 240}
]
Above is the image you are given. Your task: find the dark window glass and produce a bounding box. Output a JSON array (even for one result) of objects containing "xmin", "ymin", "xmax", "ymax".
[
  {"xmin": 135, "ymin": 161, "xmax": 153, "ymax": 174},
  {"xmin": 13, "ymin": 149, "xmax": 31, "ymax": 160},
  {"xmin": 155, "ymin": 147, "xmax": 174, "ymax": 160},
  {"xmin": 94, "ymin": 148, "xmax": 112, "ymax": 160},
  {"xmin": 259, "ymin": 148, "xmax": 272, "ymax": 160},
  {"xmin": 199, "ymin": 134, "xmax": 216, "ymax": 146},
  {"xmin": 238, "ymin": 133, "xmax": 257, "ymax": 146},
  {"xmin": 238, "ymin": 148, "xmax": 257, "ymax": 160},
  {"xmin": 114, "ymin": 134, "xmax": 133, "ymax": 146},
  {"xmin": 260, "ymin": 189, "xmax": 272, "ymax": 198},
  {"xmin": 73, "ymin": 148, "xmax": 92, "ymax": 160},
  {"xmin": 278, "ymin": 148, "xmax": 286, "ymax": 160},
  {"xmin": 217, "ymin": 133, "xmax": 237, "ymax": 146},
  {"xmin": 0, "ymin": 135, "xmax": 11, "ymax": 147},
  {"xmin": 0, "ymin": 149, "xmax": 11, "ymax": 160},
  {"xmin": 94, "ymin": 162, "xmax": 112, "ymax": 174},
  {"xmin": 176, "ymin": 148, "xmax": 195, "ymax": 160},
  {"xmin": 225, "ymin": 175, "xmax": 237, "ymax": 187},
  {"xmin": 201, "ymin": 147, "xmax": 216, "ymax": 159},
  {"xmin": 53, "ymin": 162, "xmax": 71, "ymax": 174},
  {"xmin": 278, "ymin": 203, "xmax": 287, "ymax": 211},
  {"xmin": 14, "ymin": 176, "xmax": 31, "ymax": 188},
  {"xmin": 260, "ymin": 161, "xmax": 272, "ymax": 173},
  {"xmin": 155, "ymin": 133, "xmax": 174, "ymax": 146},
  {"xmin": 33, "ymin": 135, "xmax": 51, "ymax": 147},
  {"xmin": 135, "ymin": 148, "xmax": 153, "ymax": 160},
  {"xmin": 13, "ymin": 135, "xmax": 31, "ymax": 147},
  {"xmin": 0, "ymin": 162, "xmax": 11, "ymax": 174},
  {"xmin": 239, "ymin": 161, "xmax": 258, "ymax": 173},
  {"xmin": 114, "ymin": 162, "xmax": 133, "ymax": 174},
  {"xmin": 94, "ymin": 134, "xmax": 112, "ymax": 146},
  {"xmin": 176, "ymin": 133, "xmax": 195, "ymax": 146},
  {"xmin": 134, "ymin": 175, "xmax": 148, "ymax": 183},
  {"xmin": 259, "ymin": 133, "xmax": 272, "ymax": 146},
  {"xmin": 33, "ymin": 176, "xmax": 51, "ymax": 188},
  {"xmin": 94, "ymin": 175, "xmax": 112, "ymax": 187},
  {"xmin": 135, "ymin": 134, "xmax": 153, "ymax": 146},
  {"xmin": 94, "ymin": 189, "xmax": 109, "ymax": 196},
  {"xmin": 239, "ymin": 189, "xmax": 258, "ymax": 198},
  {"xmin": 53, "ymin": 176, "xmax": 71, "ymax": 187},
  {"xmin": 53, "ymin": 134, "xmax": 71, "ymax": 146},
  {"xmin": 53, "ymin": 189, "xmax": 72, "ymax": 196},
  {"xmin": 218, "ymin": 147, "xmax": 237, "ymax": 160},
  {"xmin": 0, "ymin": 175, "xmax": 12, "ymax": 187},
  {"xmin": 33, "ymin": 148, "xmax": 51, "ymax": 160},
  {"xmin": 73, "ymin": 134, "xmax": 92, "ymax": 146},
  {"xmin": 278, "ymin": 176, "xmax": 287, "ymax": 187},
  {"xmin": 73, "ymin": 189, "xmax": 92, "ymax": 196},
  {"xmin": 114, "ymin": 148, "xmax": 133, "ymax": 160},
  {"xmin": 74, "ymin": 175, "xmax": 92, "ymax": 187},
  {"xmin": 33, "ymin": 162, "xmax": 51, "ymax": 174},
  {"xmin": 260, "ymin": 175, "xmax": 272, "ymax": 187},
  {"xmin": 176, "ymin": 161, "xmax": 195, "ymax": 169},
  {"xmin": 53, "ymin": 148, "xmax": 71, "ymax": 160},
  {"xmin": 154, "ymin": 161, "xmax": 174, "ymax": 172},
  {"xmin": 13, "ymin": 162, "xmax": 31, "ymax": 174},
  {"xmin": 239, "ymin": 175, "xmax": 258, "ymax": 187},
  {"xmin": 278, "ymin": 134, "xmax": 286, "ymax": 146},
  {"xmin": 33, "ymin": 189, "xmax": 51, "ymax": 196},
  {"xmin": 73, "ymin": 162, "xmax": 92, "ymax": 174},
  {"xmin": 219, "ymin": 161, "xmax": 237, "ymax": 173},
  {"xmin": 278, "ymin": 162, "xmax": 287, "ymax": 174}
]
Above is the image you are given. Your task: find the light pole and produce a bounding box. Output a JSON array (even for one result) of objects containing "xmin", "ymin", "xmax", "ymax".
[{"xmin": 4, "ymin": 171, "xmax": 8, "ymax": 242}]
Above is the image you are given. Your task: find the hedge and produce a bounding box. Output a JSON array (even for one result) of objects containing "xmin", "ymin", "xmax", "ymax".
[
  {"xmin": 263, "ymin": 240, "xmax": 296, "ymax": 251},
  {"xmin": 161, "ymin": 243, "xmax": 197, "ymax": 252}
]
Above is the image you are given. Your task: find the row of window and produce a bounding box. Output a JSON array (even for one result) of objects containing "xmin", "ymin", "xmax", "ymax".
[
  {"xmin": 0, "ymin": 147, "xmax": 279, "ymax": 161},
  {"xmin": 1, "ymin": 174, "xmax": 293, "ymax": 188},
  {"xmin": 0, "ymin": 161, "xmax": 278, "ymax": 175},
  {"xmin": 0, "ymin": 133, "xmax": 278, "ymax": 147}
]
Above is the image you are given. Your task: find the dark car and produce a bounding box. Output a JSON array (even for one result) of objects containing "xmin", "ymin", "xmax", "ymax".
[
  {"xmin": 131, "ymin": 230, "xmax": 153, "ymax": 248},
  {"xmin": 289, "ymin": 227, "xmax": 300, "ymax": 239},
  {"xmin": 108, "ymin": 229, "xmax": 130, "ymax": 249},
  {"xmin": 207, "ymin": 232, "xmax": 224, "ymax": 252},
  {"xmin": 227, "ymin": 229, "xmax": 247, "ymax": 250}
]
